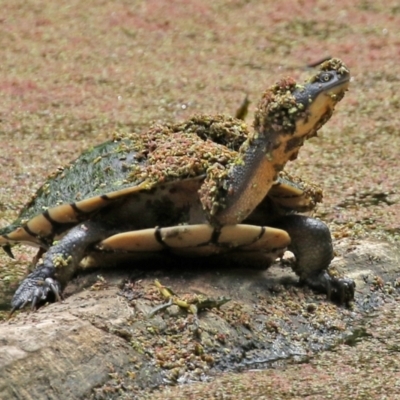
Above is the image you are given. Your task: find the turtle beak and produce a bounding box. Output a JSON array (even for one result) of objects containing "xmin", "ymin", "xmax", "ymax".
[{"xmin": 3, "ymin": 244, "xmax": 14, "ymax": 259}]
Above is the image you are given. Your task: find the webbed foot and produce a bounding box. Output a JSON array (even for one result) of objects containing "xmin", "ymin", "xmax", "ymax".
[
  {"xmin": 302, "ymin": 270, "xmax": 355, "ymax": 305},
  {"xmin": 10, "ymin": 265, "xmax": 62, "ymax": 316}
]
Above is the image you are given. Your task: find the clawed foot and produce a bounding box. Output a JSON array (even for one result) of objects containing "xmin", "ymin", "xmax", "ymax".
[
  {"xmin": 10, "ymin": 265, "xmax": 62, "ymax": 316},
  {"xmin": 302, "ymin": 270, "xmax": 355, "ymax": 305}
]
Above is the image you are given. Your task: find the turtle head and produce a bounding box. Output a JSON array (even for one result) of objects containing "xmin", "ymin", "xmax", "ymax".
[
  {"xmin": 253, "ymin": 58, "xmax": 350, "ymax": 160},
  {"xmin": 293, "ymin": 58, "xmax": 350, "ymax": 141}
]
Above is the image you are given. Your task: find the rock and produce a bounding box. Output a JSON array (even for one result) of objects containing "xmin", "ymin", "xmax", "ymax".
[
  {"xmin": 0, "ymin": 289, "xmax": 139, "ymax": 400},
  {"xmin": 1, "ymin": 240, "xmax": 400, "ymax": 399}
]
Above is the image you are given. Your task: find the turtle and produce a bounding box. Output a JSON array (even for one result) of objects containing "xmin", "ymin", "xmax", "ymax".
[{"xmin": 1, "ymin": 58, "xmax": 355, "ymax": 314}]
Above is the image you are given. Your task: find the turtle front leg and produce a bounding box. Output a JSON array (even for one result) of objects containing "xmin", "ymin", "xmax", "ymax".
[
  {"xmin": 10, "ymin": 221, "xmax": 110, "ymax": 314},
  {"xmin": 272, "ymin": 215, "xmax": 355, "ymax": 304}
]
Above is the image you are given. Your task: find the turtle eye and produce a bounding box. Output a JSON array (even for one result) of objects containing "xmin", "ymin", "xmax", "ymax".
[{"xmin": 320, "ymin": 73, "xmax": 332, "ymax": 82}]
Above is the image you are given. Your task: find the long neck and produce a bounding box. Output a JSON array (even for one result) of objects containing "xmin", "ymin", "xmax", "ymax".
[{"xmin": 213, "ymin": 129, "xmax": 303, "ymax": 226}]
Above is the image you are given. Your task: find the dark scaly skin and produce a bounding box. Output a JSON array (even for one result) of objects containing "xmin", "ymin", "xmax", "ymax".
[
  {"xmin": 271, "ymin": 215, "xmax": 355, "ymax": 304},
  {"xmin": 243, "ymin": 176, "xmax": 355, "ymax": 304},
  {"xmin": 10, "ymin": 221, "xmax": 111, "ymax": 313}
]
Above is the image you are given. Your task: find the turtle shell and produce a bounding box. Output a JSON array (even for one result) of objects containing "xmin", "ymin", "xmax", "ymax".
[
  {"xmin": 0, "ymin": 116, "xmax": 252, "ymax": 249},
  {"xmin": 0, "ymin": 115, "xmax": 321, "ymax": 253}
]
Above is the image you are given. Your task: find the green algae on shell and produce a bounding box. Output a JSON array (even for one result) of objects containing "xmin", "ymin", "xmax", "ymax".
[{"xmin": 122, "ymin": 115, "xmax": 250, "ymax": 217}]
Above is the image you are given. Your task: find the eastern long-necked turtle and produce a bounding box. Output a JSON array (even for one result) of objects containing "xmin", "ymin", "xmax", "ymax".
[{"xmin": 1, "ymin": 58, "xmax": 354, "ymax": 313}]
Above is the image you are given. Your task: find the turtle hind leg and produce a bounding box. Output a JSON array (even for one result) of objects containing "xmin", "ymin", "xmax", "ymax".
[
  {"xmin": 272, "ymin": 215, "xmax": 355, "ymax": 304},
  {"xmin": 10, "ymin": 221, "xmax": 111, "ymax": 313}
]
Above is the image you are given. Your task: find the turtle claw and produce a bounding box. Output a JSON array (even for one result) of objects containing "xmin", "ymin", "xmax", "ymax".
[
  {"xmin": 30, "ymin": 277, "xmax": 62, "ymax": 309},
  {"xmin": 302, "ymin": 270, "xmax": 355, "ymax": 305},
  {"xmin": 3, "ymin": 244, "xmax": 14, "ymax": 259},
  {"xmin": 330, "ymin": 276, "xmax": 356, "ymax": 304},
  {"xmin": 9, "ymin": 265, "xmax": 62, "ymax": 316}
]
